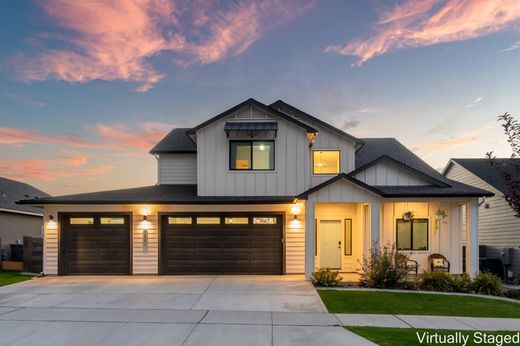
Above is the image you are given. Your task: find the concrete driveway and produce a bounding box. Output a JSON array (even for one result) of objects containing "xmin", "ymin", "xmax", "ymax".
[{"xmin": 0, "ymin": 276, "xmax": 374, "ymax": 345}]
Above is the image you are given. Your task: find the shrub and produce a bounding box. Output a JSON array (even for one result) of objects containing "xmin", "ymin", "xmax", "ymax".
[
  {"xmin": 418, "ymin": 271, "xmax": 454, "ymax": 292},
  {"xmin": 311, "ymin": 268, "xmax": 343, "ymax": 287},
  {"xmin": 473, "ymin": 272, "xmax": 504, "ymax": 296},
  {"xmin": 452, "ymin": 273, "xmax": 473, "ymax": 293},
  {"xmin": 397, "ymin": 279, "xmax": 418, "ymax": 290},
  {"xmin": 359, "ymin": 242, "xmax": 408, "ymax": 289}
]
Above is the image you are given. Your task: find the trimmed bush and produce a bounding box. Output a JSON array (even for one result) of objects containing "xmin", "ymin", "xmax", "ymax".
[
  {"xmin": 311, "ymin": 268, "xmax": 343, "ymax": 287},
  {"xmin": 473, "ymin": 272, "xmax": 504, "ymax": 296},
  {"xmin": 397, "ymin": 279, "xmax": 418, "ymax": 290},
  {"xmin": 452, "ymin": 273, "xmax": 473, "ymax": 293},
  {"xmin": 359, "ymin": 243, "xmax": 408, "ymax": 289},
  {"xmin": 418, "ymin": 271, "xmax": 454, "ymax": 292}
]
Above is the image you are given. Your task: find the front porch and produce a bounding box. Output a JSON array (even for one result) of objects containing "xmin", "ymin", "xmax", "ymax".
[{"xmin": 303, "ymin": 179, "xmax": 480, "ymax": 280}]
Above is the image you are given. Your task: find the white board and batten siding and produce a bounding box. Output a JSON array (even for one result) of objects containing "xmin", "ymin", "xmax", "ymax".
[
  {"xmin": 158, "ymin": 154, "xmax": 197, "ymax": 184},
  {"xmin": 445, "ymin": 161, "xmax": 520, "ymax": 248},
  {"xmin": 196, "ymin": 104, "xmax": 310, "ymax": 196},
  {"xmin": 354, "ymin": 161, "xmax": 431, "ymax": 186},
  {"xmin": 42, "ymin": 203, "xmax": 305, "ymax": 275}
]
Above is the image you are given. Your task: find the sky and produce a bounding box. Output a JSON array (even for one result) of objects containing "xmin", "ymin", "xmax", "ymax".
[{"xmin": 1, "ymin": 0, "xmax": 520, "ymax": 196}]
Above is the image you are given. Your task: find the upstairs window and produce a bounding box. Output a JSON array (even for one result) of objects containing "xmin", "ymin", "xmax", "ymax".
[
  {"xmin": 230, "ymin": 140, "xmax": 274, "ymax": 170},
  {"xmin": 313, "ymin": 150, "xmax": 340, "ymax": 174}
]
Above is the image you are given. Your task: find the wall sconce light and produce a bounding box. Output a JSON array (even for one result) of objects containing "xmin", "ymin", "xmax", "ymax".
[
  {"xmin": 47, "ymin": 214, "xmax": 57, "ymax": 230},
  {"xmin": 143, "ymin": 215, "xmax": 148, "ymax": 221},
  {"xmin": 291, "ymin": 204, "xmax": 301, "ymax": 220}
]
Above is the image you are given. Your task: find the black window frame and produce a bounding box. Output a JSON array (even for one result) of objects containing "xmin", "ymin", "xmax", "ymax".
[
  {"xmin": 312, "ymin": 149, "xmax": 341, "ymax": 175},
  {"xmin": 396, "ymin": 218, "xmax": 429, "ymax": 251},
  {"xmin": 229, "ymin": 140, "xmax": 275, "ymax": 171},
  {"xmin": 344, "ymin": 218, "xmax": 352, "ymax": 255}
]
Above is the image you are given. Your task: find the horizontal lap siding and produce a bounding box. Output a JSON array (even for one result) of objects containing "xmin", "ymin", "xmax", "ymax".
[
  {"xmin": 43, "ymin": 204, "xmax": 304, "ymax": 275},
  {"xmin": 445, "ymin": 163, "xmax": 520, "ymax": 248},
  {"xmin": 159, "ymin": 154, "xmax": 197, "ymax": 184}
]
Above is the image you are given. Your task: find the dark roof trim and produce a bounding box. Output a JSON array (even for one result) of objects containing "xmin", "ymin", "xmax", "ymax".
[
  {"xmin": 18, "ymin": 199, "xmax": 294, "ymax": 205},
  {"xmin": 224, "ymin": 121, "xmax": 278, "ymax": 137},
  {"xmin": 350, "ymin": 155, "xmax": 450, "ymax": 187},
  {"xmin": 270, "ymin": 100, "xmax": 361, "ymax": 146},
  {"xmin": 188, "ymin": 98, "xmax": 317, "ymax": 134},
  {"xmin": 297, "ymin": 173, "xmax": 383, "ymax": 199}
]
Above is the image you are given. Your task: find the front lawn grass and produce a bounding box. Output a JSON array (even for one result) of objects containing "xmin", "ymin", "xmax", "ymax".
[
  {"xmin": 0, "ymin": 270, "xmax": 31, "ymax": 287},
  {"xmin": 319, "ymin": 290, "xmax": 520, "ymax": 318},
  {"xmin": 347, "ymin": 327, "xmax": 519, "ymax": 346}
]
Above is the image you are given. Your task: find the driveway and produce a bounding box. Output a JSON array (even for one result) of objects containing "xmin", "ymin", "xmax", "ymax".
[{"xmin": 0, "ymin": 276, "xmax": 374, "ymax": 345}]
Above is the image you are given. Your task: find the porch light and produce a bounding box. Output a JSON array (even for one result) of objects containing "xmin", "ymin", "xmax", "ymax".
[
  {"xmin": 291, "ymin": 204, "xmax": 301, "ymax": 220},
  {"xmin": 47, "ymin": 215, "xmax": 57, "ymax": 230}
]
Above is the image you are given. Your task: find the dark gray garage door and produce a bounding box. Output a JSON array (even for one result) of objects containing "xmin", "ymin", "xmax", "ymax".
[
  {"xmin": 59, "ymin": 214, "xmax": 131, "ymax": 275},
  {"xmin": 161, "ymin": 214, "xmax": 283, "ymax": 275}
]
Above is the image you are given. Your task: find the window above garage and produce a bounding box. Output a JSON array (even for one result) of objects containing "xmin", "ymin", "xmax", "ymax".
[{"xmin": 230, "ymin": 140, "xmax": 275, "ymax": 171}]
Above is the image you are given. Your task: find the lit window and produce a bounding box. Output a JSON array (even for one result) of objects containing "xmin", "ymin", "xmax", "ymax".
[
  {"xmin": 100, "ymin": 217, "xmax": 125, "ymax": 225},
  {"xmin": 230, "ymin": 141, "xmax": 274, "ymax": 170},
  {"xmin": 69, "ymin": 217, "xmax": 94, "ymax": 225},
  {"xmin": 196, "ymin": 217, "xmax": 221, "ymax": 224},
  {"xmin": 344, "ymin": 219, "xmax": 352, "ymax": 256},
  {"xmin": 168, "ymin": 217, "xmax": 192, "ymax": 224},
  {"xmin": 396, "ymin": 219, "xmax": 428, "ymax": 251},
  {"xmin": 225, "ymin": 217, "xmax": 249, "ymax": 224},
  {"xmin": 253, "ymin": 217, "xmax": 277, "ymax": 225},
  {"xmin": 313, "ymin": 150, "xmax": 340, "ymax": 174}
]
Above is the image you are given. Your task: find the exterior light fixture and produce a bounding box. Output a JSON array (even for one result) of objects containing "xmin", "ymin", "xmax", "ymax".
[
  {"xmin": 291, "ymin": 204, "xmax": 301, "ymax": 220},
  {"xmin": 143, "ymin": 215, "xmax": 148, "ymax": 221},
  {"xmin": 47, "ymin": 214, "xmax": 57, "ymax": 230}
]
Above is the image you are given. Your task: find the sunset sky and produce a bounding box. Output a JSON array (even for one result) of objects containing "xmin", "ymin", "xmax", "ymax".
[{"xmin": 1, "ymin": 0, "xmax": 520, "ymax": 196}]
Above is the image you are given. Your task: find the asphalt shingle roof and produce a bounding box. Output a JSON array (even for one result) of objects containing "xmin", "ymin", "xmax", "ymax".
[
  {"xmin": 450, "ymin": 158, "xmax": 520, "ymax": 194},
  {"xmin": 0, "ymin": 177, "xmax": 49, "ymax": 214},
  {"xmin": 18, "ymin": 185, "xmax": 294, "ymax": 205},
  {"xmin": 149, "ymin": 128, "xmax": 196, "ymax": 154}
]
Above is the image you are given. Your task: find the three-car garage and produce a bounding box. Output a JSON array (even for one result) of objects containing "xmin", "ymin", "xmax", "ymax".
[{"xmin": 58, "ymin": 212, "xmax": 284, "ymax": 276}]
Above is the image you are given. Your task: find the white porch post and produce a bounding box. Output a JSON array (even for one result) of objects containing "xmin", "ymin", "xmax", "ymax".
[
  {"xmin": 370, "ymin": 201, "xmax": 380, "ymax": 248},
  {"xmin": 305, "ymin": 200, "xmax": 316, "ymax": 280},
  {"xmin": 466, "ymin": 198, "xmax": 479, "ymax": 277}
]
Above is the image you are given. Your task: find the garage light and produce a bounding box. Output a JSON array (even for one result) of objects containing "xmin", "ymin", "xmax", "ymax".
[{"xmin": 47, "ymin": 215, "xmax": 57, "ymax": 230}]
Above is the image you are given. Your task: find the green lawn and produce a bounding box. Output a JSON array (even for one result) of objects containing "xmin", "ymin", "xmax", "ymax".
[
  {"xmin": 0, "ymin": 270, "xmax": 31, "ymax": 287},
  {"xmin": 347, "ymin": 327, "xmax": 519, "ymax": 346},
  {"xmin": 318, "ymin": 290, "xmax": 520, "ymax": 318}
]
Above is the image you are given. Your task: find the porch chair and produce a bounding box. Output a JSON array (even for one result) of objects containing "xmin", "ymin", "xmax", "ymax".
[
  {"xmin": 396, "ymin": 253, "xmax": 419, "ymax": 277},
  {"xmin": 428, "ymin": 253, "xmax": 450, "ymax": 272}
]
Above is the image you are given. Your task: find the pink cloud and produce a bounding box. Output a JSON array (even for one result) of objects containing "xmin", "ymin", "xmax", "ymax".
[
  {"xmin": 0, "ymin": 159, "xmax": 113, "ymax": 181},
  {"xmin": 13, "ymin": 0, "xmax": 312, "ymax": 91},
  {"xmin": 0, "ymin": 121, "xmax": 173, "ymax": 151},
  {"xmin": 326, "ymin": 0, "xmax": 520, "ymax": 66}
]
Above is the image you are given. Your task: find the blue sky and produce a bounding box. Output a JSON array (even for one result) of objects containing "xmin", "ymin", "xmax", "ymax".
[{"xmin": 1, "ymin": 0, "xmax": 519, "ymax": 195}]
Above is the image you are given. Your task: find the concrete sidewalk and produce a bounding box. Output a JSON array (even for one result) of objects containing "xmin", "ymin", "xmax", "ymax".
[{"xmin": 336, "ymin": 313, "xmax": 520, "ymax": 331}]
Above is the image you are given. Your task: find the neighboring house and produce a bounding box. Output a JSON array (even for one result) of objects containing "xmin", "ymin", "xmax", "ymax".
[
  {"xmin": 0, "ymin": 177, "xmax": 49, "ymax": 260},
  {"xmin": 443, "ymin": 158, "xmax": 520, "ymax": 277},
  {"xmin": 20, "ymin": 98, "xmax": 492, "ymax": 278}
]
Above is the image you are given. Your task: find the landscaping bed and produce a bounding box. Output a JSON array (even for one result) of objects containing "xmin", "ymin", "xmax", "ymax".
[
  {"xmin": 347, "ymin": 327, "xmax": 520, "ymax": 346},
  {"xmin": 318, "ymin": 290, "xmax": 520, "ymax": 318},
  {"xmin": 0, "ymin": 270, "xmax": 32, "ymax": 287}
]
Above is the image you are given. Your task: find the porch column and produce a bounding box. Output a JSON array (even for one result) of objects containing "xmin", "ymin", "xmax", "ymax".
[
  {"xmin": 370, "ymin": 201, "xmax": 380, "ymax": 248},
  {"xmin": 305, "ymin": 200, "xmax": 316, "ymax": 280},
  {"xmin": 466, "ymin": 198, "xmax": 479, "ymax": 277}
]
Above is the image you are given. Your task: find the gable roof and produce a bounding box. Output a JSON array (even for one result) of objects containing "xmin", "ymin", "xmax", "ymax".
[
  {"xmin": 349, "ymin": 155, "xmax": 450, "ymax": 187},
  {"xmin": 445, "ymin": 158, "xmax": 520, "ymax": 194},
  {"xmin": 270, "ymin": 100, "xmax": 361, "ymax": 146},
  {"xmin": 0, "ymin": 177, "xmax": 49, "ymax": 215},
  {"xmin": 188, "ymin": 98, "xmax": 317, "ymax": 135},
  {"xmin": 149, "ymin": 128, "xmax": 196, "ymax": 154}
]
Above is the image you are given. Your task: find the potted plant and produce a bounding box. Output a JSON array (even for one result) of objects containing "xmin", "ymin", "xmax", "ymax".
[{"xmin": 402, "ymin": 211, "xmax": 414, "ymax": 221}]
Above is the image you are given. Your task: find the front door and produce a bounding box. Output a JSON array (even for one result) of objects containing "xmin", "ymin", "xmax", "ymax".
[{"xmin": 319, "ymin": 220, "xmax": 342, "ymax": 269}]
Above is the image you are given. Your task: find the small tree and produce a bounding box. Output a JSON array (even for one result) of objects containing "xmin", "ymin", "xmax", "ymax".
[{"xmin": 486, "ymin": 112, "xmax": 520, "ymax": 218}]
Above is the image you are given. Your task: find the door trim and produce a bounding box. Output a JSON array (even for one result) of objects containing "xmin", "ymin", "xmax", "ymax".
[
  {"xmin": 318, "ymin": 219, "xmax": 342, "ymax": 270},
  {"xmin": 58, "ymin": 212, "xmax": 133, "ymax": 276},
  {"xmin": 158, "ymin": 211, "xmax": 285, "ymax": 275}
]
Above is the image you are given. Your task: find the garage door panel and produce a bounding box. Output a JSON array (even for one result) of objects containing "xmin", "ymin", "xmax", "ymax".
[
  {"xmin": 61, "ymin": 214, "xmax": 130, "ymax": 275},
  {"xmin": 161, "ymin": 214, "xmax": 283, "ymax": 275}
]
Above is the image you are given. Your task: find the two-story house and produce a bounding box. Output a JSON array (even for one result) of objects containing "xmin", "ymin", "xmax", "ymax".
[{"xmin": 20, "ymin": 98, "xmax": 492, "ymax": 279}]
